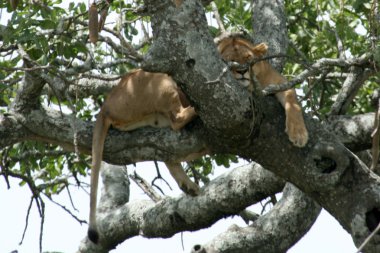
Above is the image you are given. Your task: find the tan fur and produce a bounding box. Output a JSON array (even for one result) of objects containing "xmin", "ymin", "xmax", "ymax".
[
  {"xmin": 88, "ymin": 69, "xmax": 199, "ymax": 243},
  {"xmin": 173, "ymin": 0, "xmax": 183, "ymax": 7},
  {"xmin": 217, "ymin": 37, "xmax": 308, "ymax": 147}
]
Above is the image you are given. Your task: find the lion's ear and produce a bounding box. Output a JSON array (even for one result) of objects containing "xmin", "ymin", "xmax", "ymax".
[{"xmin": 251, "ymin": 43, "xmax": 268, "ymax": 57}]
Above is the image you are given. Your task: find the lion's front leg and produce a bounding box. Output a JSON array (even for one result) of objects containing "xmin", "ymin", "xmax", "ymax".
[
  {"xmin": 276, "ymin": 90, "xmax": 308, "ymax": 147},
  {"xmin": 285, "ymin": 103, "xmax": 308, "ymax": 147}
]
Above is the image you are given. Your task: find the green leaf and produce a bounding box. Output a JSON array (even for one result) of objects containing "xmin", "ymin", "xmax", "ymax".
[
  {"xmin": 39, "ymin": 20, "xmax": 57, "ymax": 30},
  {"xmin": 79, "ymin": 2, "xmax": 86, "ymax": 13}
]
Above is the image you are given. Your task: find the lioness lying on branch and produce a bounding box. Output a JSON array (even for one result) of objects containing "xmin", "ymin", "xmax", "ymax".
[{"xmin": 88, "ymin": 36, "xmax": 308, "ymax": 244}]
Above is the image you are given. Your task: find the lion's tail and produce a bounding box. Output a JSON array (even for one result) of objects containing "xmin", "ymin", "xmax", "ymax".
[{"xmin": 88, "ymin": 112, "xmax": 110, "ymax": 244}]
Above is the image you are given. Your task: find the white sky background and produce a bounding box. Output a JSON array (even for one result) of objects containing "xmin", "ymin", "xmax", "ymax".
[{"xmin": 0, "ymin": 1, "xmax": 359, "ymax": 253}]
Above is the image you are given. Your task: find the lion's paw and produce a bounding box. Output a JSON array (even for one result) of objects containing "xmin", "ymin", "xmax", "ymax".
[
  {"xmin": 285, "ymin": 116, "xmax": 308, "ymax": 148},
  {"xmin": 180, "ymin": 181, "xmax": 200, "ymax": 196}
]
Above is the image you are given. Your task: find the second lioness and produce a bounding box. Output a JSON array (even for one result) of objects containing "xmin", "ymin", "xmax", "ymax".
[{"xmin": 217, "ymin": 36, "xmax": 308, "ymax": 147}]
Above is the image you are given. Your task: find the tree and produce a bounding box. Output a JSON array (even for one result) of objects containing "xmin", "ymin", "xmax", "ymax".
[{"xmin": 1, "ymin": 0, "xmax": 379, "ymax": 252}]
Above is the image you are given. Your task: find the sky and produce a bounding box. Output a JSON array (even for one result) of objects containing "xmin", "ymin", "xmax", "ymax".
[{"xmin": 0, "ymin": 1, "xmax": 360, "ymax": 253}]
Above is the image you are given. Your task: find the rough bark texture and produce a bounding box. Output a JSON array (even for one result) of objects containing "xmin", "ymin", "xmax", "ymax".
[
  {"xmin": 252, "ymin": 0, "xmax": 288, "ymax": 71},
  {"xmin": 329, "ymin": 67, "xmax": 372, "ymax": 115},
  {"xmin": 1, "ymin": 0, "xmax": 379, "ymax": 253},
  {"xmin": 191, "ymin": 184, "xmax": 321, "ymax": 253},
  {"xmin": 139, "ymin": 1, "xmax": 380, "ymax": 252},
  {"xmin": 325, "ymin": 113, "xmax": 375, "ymax": 151},
  {"xmin": 142, "ymin": 0, "xmax": 255, "ymax": 145},
  {"xmin": 78, "ymin": 163, "xmax": 287, "ymax": 252}
]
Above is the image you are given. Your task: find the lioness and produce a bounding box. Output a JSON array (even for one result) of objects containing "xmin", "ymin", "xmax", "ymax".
[
  {"xmin": 217, "ymin": 36, "xmax": 308, "ymax": 147},
  {"xmin": 88, "ymin": 36, "xmax": 309, "ymax": 244},
  {"xmin": 88, "ymin": 70, "xmax": 200, "ymax": 243}
]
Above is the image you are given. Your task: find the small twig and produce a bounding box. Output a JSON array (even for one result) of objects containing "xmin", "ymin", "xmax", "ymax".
[
  {"xmin": 140, "ymin": 19, "xmax": 150, "ymax": 41},
  {"xmin": 74, "ymin": 81, "xmax": 80, "ymax": 159},
  {"xmin": 34, "ymin": 196, "xmax": 43, "ymax": 218},
  {"xmin": 19, "ymin": 197, "xmax": 33, "ymax": 245},
  {"xmin": 0, "ymin": 148, "xmax": 11, "ymax": 189},
  {"xmin": 35, "ymin": 177, "xmax": 69, "ymax": 192},
  {"xmin": 181, "ymin": 232, "xmax": 185, "ymax": 251},
  {"xmin": 249, "ymin": 53, "xmax": 290, "ymax": 66},
  {"xmin": 17, "ymin": 44, "xmax": 38, "ymax": 66},
  {"xmin": 0, "ymin": 65, "xmax": 51, "ymax": 72},
  {"xmin": 301, "ymin": 70, "xmax": 328, "ymax": 102},
  {"xmin": 370, "ymin": 97, "xmax": 380, "ymax": 170},
  {"xmin": 369, "ymin": 0, "xmax": 379, "ymax": 50},
  {"xmin": 95, "ymin": 58, "xmax": 139, "ymax": 69},
  {"xmin": 130, "ymin": 171, "xmax": 162, "ymax": 202},
  {"xmin": 289, "ymin": 40, "xmax": 311, "ymax": 67},
  {"xmin": 66, "ymin": 186, "xmax": 79, "ymax": 212},
  {"xmin": 329, "ymin": 67, "xmax": 372, "ymax": 115},
  {"xmin": 205, "ymin": 66, "xmax": 229, "ymax": 85},
  {"xmin": 210, "ymin": 1, "xmax": 225, "ymax": 33},
  {"xmin": 260, "ymin": 196, "xmax": 276, "ymax": 215},
  {"xmin": 188, "ymin": 163, "xmax": 210, "ymax": 184},
  {"xmin": 355, "ymin": 221, "xmax": 380, "ymax": 253},
  {"xmin": 151, "ymin": 161, "xmax": 173, "ymax": 194},
  {"xmin": 39, "ymin": 200, "xmax": 45, "ymax": 253},
  {"xmin": 319, "ymin": 81, "xmax": 327, "ymax": 110},
  {"xmin": 2, "ymin": 77, "xmax": 22, "ymax": 85},
  {"xmin": 47, "ymin": 195, "xmax": 87, "ymax": 224},
  {"xmin": 100, "ymin": 26, "xmax": 143, "ymax": 60},
  {"xmin": 270, "ymin": 194, "xmax": 278, "ymax": 205},
  {"xmin": 79, "ymin": 72, "xmax": 122, "ymax": 81},
  {"xmin": 238, "ymin": 209, "xmax": 260, "ymax": 224},
  {"xmin": 262, "ymin": 54, "xmax": 371, "ymax": 95},
  {"xmin": 334, "ymin": 28, "xmax": 346, "ymax": 59},
  {"xmin": 6, "ymin": 150, "xmax": 67, "ymax": 163}
]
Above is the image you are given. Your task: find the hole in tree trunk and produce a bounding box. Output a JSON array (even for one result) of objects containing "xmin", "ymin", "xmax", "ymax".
[
  {"xmin": 186, "ymin": 58, "xmax": 196, "ymax": 68},
  {"xmin": 193, "ymin": 244, "xmax": 201, "ymax": 250},
  {"xmin": 192, "ymin": 244, "xmax": 205, "ymax": 253},
  {"xmin": 366, "ymin": 208, "xmax": 380, "ymax": 232},
  {"xmin": 314, "ymin": 156, "xmax": 337, "ymax": 173}
]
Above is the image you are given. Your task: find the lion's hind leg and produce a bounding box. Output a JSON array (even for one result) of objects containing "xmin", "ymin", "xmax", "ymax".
[
  {"xmin": 171, "ymin": 106, "xmax": 197, "ymax": 131},
  {"xmin": 167, "ymin": 92, "xmax": 197, "ymax": 131},
  {"xmin": 165, "ymin": 161, "xmax": 200, "ymax": 196}
]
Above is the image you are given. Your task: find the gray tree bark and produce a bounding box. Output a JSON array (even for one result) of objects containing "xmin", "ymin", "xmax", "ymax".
[{"xmin": 1, "ymin": 0, "xmax": 379, "ymax": 253}]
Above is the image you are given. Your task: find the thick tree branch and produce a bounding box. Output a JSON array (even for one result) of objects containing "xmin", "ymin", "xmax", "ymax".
[
  {"xmin": 252, "ymin": 0, "xmax": 288, "ymax": 71},
  {"xmin": 329, "ymin": 67, "xmax": 373, "ymax": 115},
  {"xmin": 0, "ymin": 113, "xmax": 29, "ymax": 147},
  {"xmin": 0, "ymin": 107, "xmax": 206, "ymax": 163},
  {"xmin": 325, "ymin": 113, "xmax": 376, "ymax": 151},
  {"xmin": 77, "ymin": 163, "xmax": 285, "ymax": 252},
  {"xmin": 240, "ymin": 97, "xmax": 380, "ymax": 252},
  {"xmin": 1, "ymin": 107, "xmax": 376, "ymax": 167},
  {"xmin": 11, "ymin": 46, "xmax": 46, "ymax": 112},
  {"xmin": 191, "ymin": 184, "xmax": 321, "ymax": 253},
  {"xmin": 64, "ymin": 76, "xmax": 120, "ymax": 99},
  {"xmin": 142, "ymin": 0, "xmax": 254, "ymax": 144}
]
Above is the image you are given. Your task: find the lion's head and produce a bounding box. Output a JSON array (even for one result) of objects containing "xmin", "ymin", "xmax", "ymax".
[{"xmin": 217, "ymin": 36, "xmax": 268, "ymax": 89}]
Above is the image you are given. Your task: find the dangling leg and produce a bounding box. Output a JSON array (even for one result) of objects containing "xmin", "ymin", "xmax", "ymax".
[{"xmin": 164, "ymin": 161, "xmax": 200, "ymax": 196}]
